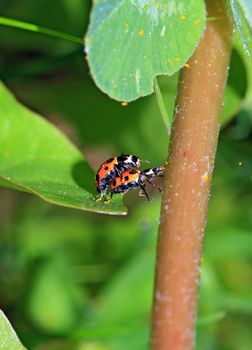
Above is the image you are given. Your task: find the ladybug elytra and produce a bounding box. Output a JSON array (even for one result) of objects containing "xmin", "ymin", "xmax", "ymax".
[
  {"xmin": 104, "ymin": 166, "xmax": 165, "ymax": 203},
  {"xmin": 95, "ymin": 154, "xmax": 143, "ymax": 201}
]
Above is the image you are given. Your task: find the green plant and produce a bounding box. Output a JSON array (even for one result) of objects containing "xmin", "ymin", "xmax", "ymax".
[{"xmin": 0, "ymin": 0, "xmax": 251, "ymax": 349}]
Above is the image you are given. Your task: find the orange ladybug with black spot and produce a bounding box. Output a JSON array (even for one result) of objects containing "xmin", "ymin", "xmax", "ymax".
[
  {"xmin": 104, "ymin": 166, "xmax": 165, "ymax": 203},
  {"xmin": 95, "ymin": 154, "xmax": 142, "ymax": 201}
]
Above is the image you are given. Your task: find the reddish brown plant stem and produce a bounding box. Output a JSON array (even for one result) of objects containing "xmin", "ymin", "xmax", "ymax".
[{"xmin": 151, "ymin": 1, "xmax": 232, "ymax": 349}]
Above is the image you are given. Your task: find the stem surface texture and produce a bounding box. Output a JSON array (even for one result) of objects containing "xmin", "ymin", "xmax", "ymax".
[{"xmin": 151, "ymin": 1, "xmax": 232, "ymax": 349}]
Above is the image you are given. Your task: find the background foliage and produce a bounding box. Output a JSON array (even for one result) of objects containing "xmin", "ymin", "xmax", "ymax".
[{"xmin": 0, "ymin": 0, "xmax": 252, "ymax": 349}]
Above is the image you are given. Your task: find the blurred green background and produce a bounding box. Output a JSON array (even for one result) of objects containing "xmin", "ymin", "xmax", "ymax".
[{"xmin": 0, "ymin": 1, "xmax": 252, "ymax": 349}]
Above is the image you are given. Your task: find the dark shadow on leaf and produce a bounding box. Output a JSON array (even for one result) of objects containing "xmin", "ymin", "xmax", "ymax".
[{"xmin": 72, "ymin": 160, "xmax": 96, "ymax": 195}]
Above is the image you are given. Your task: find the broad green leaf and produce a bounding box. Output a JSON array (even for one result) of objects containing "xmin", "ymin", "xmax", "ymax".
[
  {"xmin": 229, "ymin": 0, "xmax": 252, "ymax": 56},
  {"xmin": 85, "ymin": 0, "xmax": 206, "ymax": 101},
  {"xmin": 0, "ymin": 83, "xmax": 127, "ymax": 215},
  {"xmin": 0, "ymin": 310, "xmax": 27, "ymax": 350}
]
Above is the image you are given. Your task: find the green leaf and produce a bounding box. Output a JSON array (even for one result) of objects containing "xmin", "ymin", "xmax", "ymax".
[
  {"xmin": 0, "ymin": 83, "xmax": 127, "ymax": 215},
  {"xmin": 85, "ymin": 0, "xmax": 206, "ymax": 101},
  {"xmin": 229, "ymin": 0, "xmax": 252, "ymax": 56},
  {"xmin": 237, "ymin": 0, "xmax": 252, "ymax": 31},
  {"xmin": 0, "ymin": 310, "xmax": 27, "ymax": 350}
]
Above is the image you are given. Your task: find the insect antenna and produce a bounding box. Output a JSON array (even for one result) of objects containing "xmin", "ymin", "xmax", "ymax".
[{"xmin": 140, "ymin": 159, "xmax": 150, "ymax": 164}]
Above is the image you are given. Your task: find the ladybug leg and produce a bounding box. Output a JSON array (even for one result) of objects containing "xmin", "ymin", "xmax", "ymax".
[
  {"xmin": 95, "ymin": 194, "xmax": 102, "ymax": 202},
  {"xmin": 146, "ymin": 179, "xmax": 163, "ymax": 193},
  {"xmin": 96, "ymin": 183, "xmax": 109, "ymax": 202},
  {"xmin": 157, "ymin": 175, "xmax": 164, "ymax": 191},
  {"xmin": 104, "ymin": 192, "xmax": 113, "ymax": 204},
  {"xmin": 95, "ymin": 190, "xmax": 106, "ymax": 202},
  {"xmin": 138, "ymin": 189, "xmax": 146, "ymax": 197},
  {"xmin": 139, "ymin": 184, "xmax": 151, "ymax": 201},
  {"xmin": 146, "ymin": 178, "xmax": 155, "ymax": 186}
]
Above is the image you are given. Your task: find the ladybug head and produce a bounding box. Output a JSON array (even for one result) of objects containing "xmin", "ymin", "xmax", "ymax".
[
  {"xmin": 130, "ymin": 155, "xmax": 141, "ymax": 168},
  {"xmin": 118, "ymin": 154, "xmax": 141, "ymax": 168},
  {"xmin": 129, "ymin": 155, "xmax": 150, "ymax": 168},
  {"xmin": 143, "ymin": 166, "xmax": 165, "ymax": 179}
]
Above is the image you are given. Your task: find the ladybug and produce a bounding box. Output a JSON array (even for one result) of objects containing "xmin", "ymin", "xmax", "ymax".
[
  {"xmin": 104, "ymin": 166, "xmax": 165, "ymax": 203},
  {"xmin": 95, "ymin": 154, "xmax": 143, "ymax": 201}
]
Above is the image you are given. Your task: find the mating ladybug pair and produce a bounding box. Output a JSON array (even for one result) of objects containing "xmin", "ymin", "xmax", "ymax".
[{"xmin": 95, "ymin": 154, "xmax": 164, "ymax": 203}]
